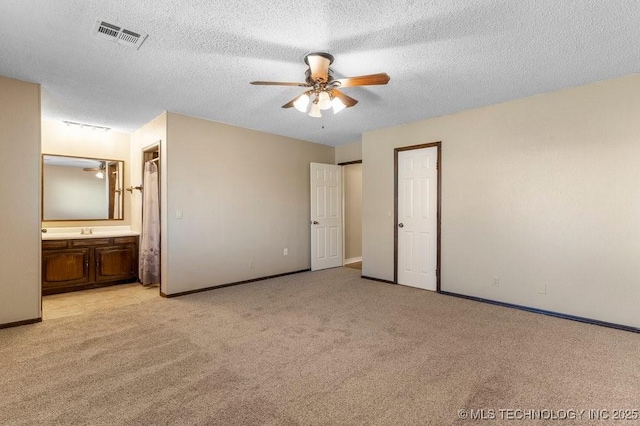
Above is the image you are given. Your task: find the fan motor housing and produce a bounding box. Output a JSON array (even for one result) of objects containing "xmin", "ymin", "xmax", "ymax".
[{"xmin": 303, "ymin": 52, "xmax": 334, "ymax": 66}]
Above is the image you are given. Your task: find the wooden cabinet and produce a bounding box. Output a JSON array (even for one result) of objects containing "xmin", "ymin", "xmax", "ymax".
[
  {"xmin": 42, "ymin": 248, "xmax": 90, "ymax": 288},
  {"xmin": 42, "ymin": 236, "xmax": 138, "ymax": 295},
  {"xmin": 95, "ymin": 245, "xmax": 137, "ymax": 282}
]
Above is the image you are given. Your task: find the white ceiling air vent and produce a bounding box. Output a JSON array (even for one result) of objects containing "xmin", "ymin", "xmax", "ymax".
[{"xmin": 92, "ymin": 20, "xmax": 148, "ymax": 50}]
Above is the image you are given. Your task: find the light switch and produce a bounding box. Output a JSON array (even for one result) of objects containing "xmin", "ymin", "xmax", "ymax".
[{"xmin": 176, "ymin": 209, "xmax": 183, "ymax": 219}]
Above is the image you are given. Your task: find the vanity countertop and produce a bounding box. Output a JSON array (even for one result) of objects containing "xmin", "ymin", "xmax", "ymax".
[{"xmin": 42, "ymin": 226, "xmax": 140, "ymax": 240}]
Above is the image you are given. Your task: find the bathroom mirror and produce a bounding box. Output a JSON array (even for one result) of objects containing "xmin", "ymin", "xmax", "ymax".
[{"xmin": 42, "ymin": 154, "xmax": 124, "ymax": 221}]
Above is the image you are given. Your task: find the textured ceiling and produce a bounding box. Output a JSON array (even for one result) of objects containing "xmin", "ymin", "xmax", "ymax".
[{"xmin": 1, "ymin": 1, "xmax": 639, "ymax": 146}]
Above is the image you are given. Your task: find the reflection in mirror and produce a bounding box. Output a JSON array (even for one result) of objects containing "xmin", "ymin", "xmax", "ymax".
[{"xmin": 42, "ymin": 155, "xmax": 124, "ymax": 221}]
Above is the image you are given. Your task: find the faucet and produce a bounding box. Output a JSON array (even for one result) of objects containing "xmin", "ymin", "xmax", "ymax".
[{"xmin": 81, "ymin": 227, "xmax": 93, "ymax": 235}]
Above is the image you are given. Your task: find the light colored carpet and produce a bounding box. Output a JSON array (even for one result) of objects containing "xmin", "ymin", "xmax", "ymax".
[{"xmin": 1, "ymin": 268, "xmax": 639, "ymax": 425}]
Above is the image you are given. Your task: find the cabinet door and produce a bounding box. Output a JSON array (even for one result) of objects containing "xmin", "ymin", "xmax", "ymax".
[
  {"xmin": 42, "ymin": 248, "xmax": 90, "ymax": 288},
  {"xmin": 95, "ymin": 245, "xmax": 137, "ymax": 282}
]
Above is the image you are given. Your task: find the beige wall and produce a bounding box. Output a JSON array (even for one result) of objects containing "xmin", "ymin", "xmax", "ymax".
[
  {"xmin": 335, "ymin": 141, "xmax": 362, "ymax": 164},
  {"xmin": 41, "ymin": 120, "xmax": 131, "ymax": 227},
  {"xmin": 164, "ymin": 112, "xmax": 334, "ymax": 294},
  {"xmin": 130, "ymin": 112, "xmax": 167, "ymax": 293},
  {"xmin": 344, "ymin": 163, "xmax": 362, "ymax": 261},
  {"xmin": 0, "ymin": 76, "xmax": 41, "ymax": 325},
  {"xmin": 363, "ymin": 73, "xmax": 640, "ymax": 329}
]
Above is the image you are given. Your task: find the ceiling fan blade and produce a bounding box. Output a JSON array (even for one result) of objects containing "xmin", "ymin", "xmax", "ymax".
[
  {"xmin": 282, "ymin": 96, "xmax": 299, "ymax": 108},
  {"xmin": 282, "ymin": 90, "xmax": 313, "ymax": 108},
  {"xmin": 250, "ymin": 81, "xmax": 310, "ymax": 87},
  {"xmin": 330, "ymin": 89, "xmax": 358, "ymax": 107},
  {"xmin": 306, "ymin": 53, "xmax": 333, "ymax": 82},
  {"xmin": 333, "ymin": 73, "xmax": 390, "ymax": 88}
]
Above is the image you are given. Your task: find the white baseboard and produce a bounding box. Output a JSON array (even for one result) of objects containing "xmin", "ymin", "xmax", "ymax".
[{"xmin": 344, "ymin": 257, "xmax": 362, "ymax": 265}]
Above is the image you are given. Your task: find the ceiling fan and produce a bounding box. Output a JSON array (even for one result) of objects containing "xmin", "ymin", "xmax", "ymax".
[
  {"xmin": 250, "ymin": 52, "xmax": 390, "ymax": 118},
  {"xmin": 83, "ymin": 161, "xmax": 106, "ymax": 179}
]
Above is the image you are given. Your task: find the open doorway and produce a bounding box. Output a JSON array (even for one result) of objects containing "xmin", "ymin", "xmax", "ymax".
[
  {"xmin": 40, "ymin": 146, "xmax": 163, "ymax": 321},
  {"xmin": 139, "ymin": 145, "xmax": 161, "ymax": 287},
  {"xmin": 342, "ymin": 161, "xmax": 362, "ymax": 270},
  {"xmin": 309, "ymin": 161, "xmax": 362, "ymax": 271}
]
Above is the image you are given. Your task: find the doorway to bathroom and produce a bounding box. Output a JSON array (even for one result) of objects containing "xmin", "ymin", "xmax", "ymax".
[{"xmin": 139, "ymin": 145, "xmax": 161, "ymax": 287}]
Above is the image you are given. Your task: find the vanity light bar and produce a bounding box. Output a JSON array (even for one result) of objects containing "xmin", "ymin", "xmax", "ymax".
[{"xmin": 63, "ymin": 120, "xmax": 111, "ymax": 132}]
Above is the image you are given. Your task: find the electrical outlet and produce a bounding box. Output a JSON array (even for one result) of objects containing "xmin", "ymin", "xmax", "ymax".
[
  {"xmin": 176, "ymin": 209, "xmax": 183, "ymax": 219},
  {"xmin": 249, "ymin": 260, "xmax": 254, "ymax": 269},
  {"xmin": 537, "ymin": 283, "xmax": 546, "ymax": 295},
  {"xmin": 492, "ymin": 277, "xmax": 500, "ymax": 287},
  {"xmin": 283, "ymin": 248, "xmax": 288, "ymax": 256}
]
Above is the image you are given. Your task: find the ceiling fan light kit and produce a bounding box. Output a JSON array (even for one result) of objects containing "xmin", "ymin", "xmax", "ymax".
[
  {"xmin": 293, "ymin": 93, "xmax": 310, "ymax": 112},
  {"xmin": 308, "ymin": 102, "xmax": 322, "ymax": 118},
  {"xmin": 250, "ymin": 52, "xmax": 390, "ymax": 118},
  {"xmin": 331, "ymin": 97, "xmax": 347, "ymax": 114},
  {"xmin": 317, "ymin": 91, "xmax": 332, "ymax": 110}
]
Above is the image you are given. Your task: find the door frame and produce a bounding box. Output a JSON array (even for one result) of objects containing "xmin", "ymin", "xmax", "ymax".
[{"xmin": 394, "ymin": 142, "xmax": 442, "ymax": 291}]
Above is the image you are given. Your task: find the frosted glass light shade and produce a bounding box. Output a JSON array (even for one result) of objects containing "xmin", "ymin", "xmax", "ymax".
[
  {"xmin": 317, "ymin": 91, "xmax": 332, "ymax": 110},
  {"xmin": 308, "ymin": 102, "xmax": 322, "ymax": 118},
  {"xmin": 95, "ymin": 171, "xmax": 104, "ymax": 179},
  {"xmin": 293, "ymin": 94, "xmax": 310, "ymax": 112},
  {"xmin": 332, "ymin": 97, "xmax": 346, "ymax": 114}
]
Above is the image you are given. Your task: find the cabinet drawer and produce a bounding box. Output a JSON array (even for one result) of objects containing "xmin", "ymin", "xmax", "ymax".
[
  {"xmin": 42, "ymin": 240, "xmax": 69, "ymax": 249},
  {"xmin": 112, "ymin": 236, "xmax": 138, "ymax": 245},
  {"xmin": 70, "ymin": 238, "xmax": 111, "ymax": 247}
]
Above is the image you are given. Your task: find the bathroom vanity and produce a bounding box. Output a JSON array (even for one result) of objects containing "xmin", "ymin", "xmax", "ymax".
[{"xmin": 42, "ymin": 228, "xmax": 139, "ymax": 295}]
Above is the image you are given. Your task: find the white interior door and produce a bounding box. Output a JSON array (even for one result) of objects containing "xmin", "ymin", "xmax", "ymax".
[
  {"xmin": 397, "ymin": 147, "xmax": 438, "ymax": 290},
  {"xmin": 311, "ymin": 163, "xmax": 343, "ymax": 271}
]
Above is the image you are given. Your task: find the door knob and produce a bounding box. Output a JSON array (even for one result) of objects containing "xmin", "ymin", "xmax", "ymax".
[
  {"xmin": 398, "ymin": 223, "xmax": 404, "ymax": 228},
  {"xmin": 312, "ymin": 221, "xmax": 319, "ymax": 225}
]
